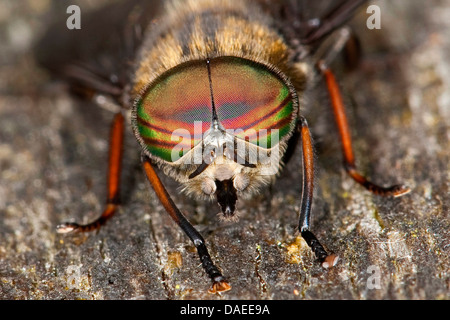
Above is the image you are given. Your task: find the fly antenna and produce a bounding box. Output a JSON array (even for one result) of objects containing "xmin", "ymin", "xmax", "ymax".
[{"xmin": 206, "ymin": 59, "xmax": 219, "ymax": 126}]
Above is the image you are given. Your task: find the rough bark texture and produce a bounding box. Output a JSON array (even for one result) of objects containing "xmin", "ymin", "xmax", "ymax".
[{"xmin": 0, "ymin": 0, "xmax": 448, "ymax": 300}]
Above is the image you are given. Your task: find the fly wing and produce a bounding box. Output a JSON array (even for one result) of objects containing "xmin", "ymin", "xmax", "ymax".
[
  {"xmin": 259, "ymin": 0, "xmax": 368, "ymax": 56},
  {"xmin": 35, "ymin": 0, "xmax": 162, "ymax": 102},
  {"xmin": 293, "ymin": 0, "xmax": 368, "ymax": 44}
]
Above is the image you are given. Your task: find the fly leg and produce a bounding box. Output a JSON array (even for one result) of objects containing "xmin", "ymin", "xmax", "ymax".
[
  {"xmin": 57, "ymin": 112, "xmax": 124, "ymax": 233},
  {"xmin": 312, "ymin": 26, "xmax": 410, "ymax": 197},
  {"xmin": 141, "ymin": 155, "xmax": 230, "ymax": 294},
  {"xmin": 318, "ymin": 60, "xmax": 410, "ymax": 197},
  {"xmin": 298, "ymin": 117, "xmax": 339, "ymax": 268}
]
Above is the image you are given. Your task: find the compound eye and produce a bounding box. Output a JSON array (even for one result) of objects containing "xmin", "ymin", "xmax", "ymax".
[
  {"xmin": 135, "ymin": 61, "xmax": 212, "ymax": 162},
  {"xmin": 210, "ymin": 57, "xmax": 296, "ymax": 149},
  {"xmin": 134, "ymin": 57, "xmax": 297, "ymax": 164}
]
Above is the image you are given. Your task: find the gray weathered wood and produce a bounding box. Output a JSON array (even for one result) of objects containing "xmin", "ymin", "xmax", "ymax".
[{"xmin": 0, "ymin": 0, "xmax": 448, "ymax": 300}]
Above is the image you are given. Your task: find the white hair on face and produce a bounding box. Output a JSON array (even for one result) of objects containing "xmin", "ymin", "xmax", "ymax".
[
  {"xmin": 201, "ymin": 177, "xmax": 216, "ymax": 195},
  {"xmin": 233, "ymin": 172, "xmax": 250, "ymax": 191},
  {"xmin": 213, "ymin": 164, "xmax": 234, "ymax": 181}
]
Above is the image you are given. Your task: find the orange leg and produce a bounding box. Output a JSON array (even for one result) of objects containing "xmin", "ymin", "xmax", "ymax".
[
  {"xmin": 142, "ymin": 155, "xmax": 230, "ymax": 294},
  {"xmin": 298, "ymin": 117, "xmax": 339, "ymax": 268},
  {"xmin": 57, "ymin": 112, "xmax": 124, "ymax": 233},
  {"xmin": 318, "ymin": 61, "xmax": 410, "ymax": 197}
]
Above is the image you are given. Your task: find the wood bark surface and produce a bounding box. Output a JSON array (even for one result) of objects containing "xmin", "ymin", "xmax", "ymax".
[{"xmin": 0, "ymin": 0, "xmax": 448, "ymax": 300}]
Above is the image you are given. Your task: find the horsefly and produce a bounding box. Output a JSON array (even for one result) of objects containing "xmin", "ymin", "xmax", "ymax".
[{"xmin": 36, "ymin": 0, "xmax": 410, "ymax": 293}]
